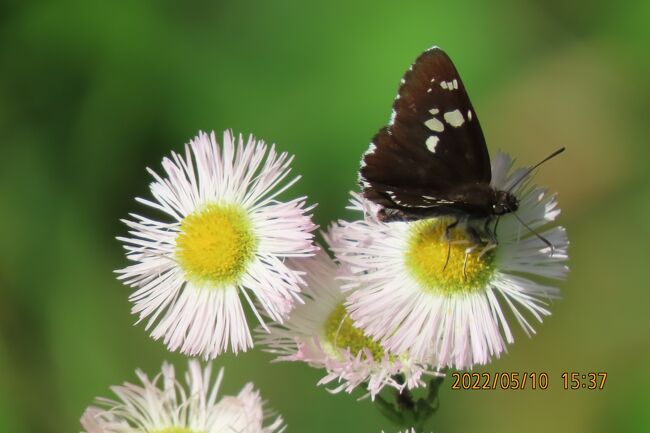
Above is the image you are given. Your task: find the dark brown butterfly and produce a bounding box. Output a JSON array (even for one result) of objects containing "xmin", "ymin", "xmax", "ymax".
[{"xmin": 359, "ymin": 46, "xmax": 563, "ymax": 228}]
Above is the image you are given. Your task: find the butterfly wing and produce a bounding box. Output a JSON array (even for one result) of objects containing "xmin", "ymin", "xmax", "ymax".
[{"xmin": 360, "ymin": 47, "xmax": 491, "ymax": 209}]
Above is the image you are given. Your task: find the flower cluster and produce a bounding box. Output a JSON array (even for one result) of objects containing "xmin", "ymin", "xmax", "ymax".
[{"xmin": 81, "ymin": 130, "xmax": 569, "ymax": 432}]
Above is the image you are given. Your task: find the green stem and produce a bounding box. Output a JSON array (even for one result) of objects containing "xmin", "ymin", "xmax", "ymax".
[{"xmin": 372, "ymin": 375, "xmax": 445, "ymax": 432}]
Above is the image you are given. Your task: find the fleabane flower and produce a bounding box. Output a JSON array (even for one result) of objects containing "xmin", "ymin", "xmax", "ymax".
[
  {"xmin": 333, "ymin": 152, "xmax": 569, "ymax": 369},
  {"xmin": 117, "ymin": 130, "xmax": 317, "ymax": 358},
  {"xmin": 80, "ymin": 361, "xmax": 284, "ymax": 433},
  {"xmin": 257, "ymin": 245, "xmax": 435, "ymax": 399}
]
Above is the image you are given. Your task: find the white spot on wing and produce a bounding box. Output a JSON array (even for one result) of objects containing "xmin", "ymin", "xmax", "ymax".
[
  {"xmin": 444, "ymin": 109, "xmax": 465, "ymax": 127},
  {"xmin": 467, "ymin": 110, "xmax": 473, "ymax": 121},
  {"xmin": 425, "ymin": 136, "xmax": 439, "ymax": 153},
  {"xmin": 429, "ymin": 108, "xmax": 439, "ymax": 115},
  {"xmin": 424, "ymin": 117, "xmax": 444, "ymax": 132},
  {"xmin": 440, "ymin": 80, "xmax": 456, "ymax": 91}
]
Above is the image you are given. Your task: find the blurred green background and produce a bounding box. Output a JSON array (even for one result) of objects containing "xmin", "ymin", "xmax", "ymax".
[{"xmin": 2, "ymin": 1, "xmax": 650, "ymax": 432}]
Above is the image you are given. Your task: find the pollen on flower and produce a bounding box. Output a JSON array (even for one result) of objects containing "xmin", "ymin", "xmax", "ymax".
[
  {"xmin": 405, "ymin": 218, "xmax": 495, "ymax": 295},
  {"xmin": 323, "ymin": 303, "xmax": 385, "ymax": 360},
  {"xmin": 175, "ymin": 203, "xmax": 257, "ymax": 287}
]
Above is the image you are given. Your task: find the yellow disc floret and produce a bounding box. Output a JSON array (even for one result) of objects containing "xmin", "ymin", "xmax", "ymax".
[
  {"xmin": 405, "ymin": 218, "xmax": 495, "ymax": 295},
  {"xmin": 176, "ymin": 203, "xmax": 257, "ymax": 287},
  {"xmin": 323, "ymin": 303, "xmax": 385, "ymax": 361}
]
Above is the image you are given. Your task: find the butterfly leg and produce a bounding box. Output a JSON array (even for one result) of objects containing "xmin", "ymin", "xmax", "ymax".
[
  {"xmin": 464, "ymin": 224, "xmax": 483, "ymax": 246},
  {"xmin": 442, "ymin": 218, "xmax": 460, "ymax": 272},
  {"xmin": 477, "ymin": 242, "xmax": 497, "ymax": 261},
  {"xmin": 492, "ymin": 216, "xmax": 501, "ymax": 239},
  {"xmin": 483, "ymin": 217, "xmax": 499, "ymax": 246},
  {"xmin": 476, "ymin": 217, "xmax": 499, "ymax": 262},
  {"xmin": 462, "ymin": 225, "xmax": 484, "ymax": 279},
  {"xmin": 463, "ymin": 245, "xmax": 479, "ymax": 279}
]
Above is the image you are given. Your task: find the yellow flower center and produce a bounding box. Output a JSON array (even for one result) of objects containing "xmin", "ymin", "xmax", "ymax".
[
  {"xmin": 151, "ymin": 428, "xmax": 199, "ymax": 433},
  {"xmin": 323, "ymin": 303, "xmax": 385, "ymax": 361},
  {"xmin": 405, "ymin": 218, "xmax": 495, "ymax": 295},
  {"xmin": 175, "ymin": 203, "xmax": 257, "ymax": 287}
]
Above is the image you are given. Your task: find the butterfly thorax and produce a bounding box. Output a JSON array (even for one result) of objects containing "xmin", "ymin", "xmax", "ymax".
[
  {"xmin": 418, "ymin": 183, "xmax": 517, "ymax": 219},
  {"xmin": 375, "ymin": 183, "xmax": 518, "ymax": 222}
]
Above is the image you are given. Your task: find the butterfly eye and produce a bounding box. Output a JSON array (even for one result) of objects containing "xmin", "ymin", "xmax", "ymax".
[{"xmin": 507, "ymin": 195, "xmax": 519, "ymax": 212}]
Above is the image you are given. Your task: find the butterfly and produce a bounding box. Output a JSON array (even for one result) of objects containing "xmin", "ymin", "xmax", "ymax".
[{"xmin": 360, "ymin": 46, "xmax": 563, "ymax": 236}]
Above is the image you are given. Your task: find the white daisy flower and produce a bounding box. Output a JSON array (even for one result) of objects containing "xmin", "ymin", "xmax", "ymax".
[
  {"xmin": 117, "ymin": 130, "xmax": 317, "ymax": 358},
  {"xmin": 80, "ymin": 360, "xmax": 284, "ymax": 433},
  {"xmin": 257, "ymin": 245, "xmax": 436, "ymax": 399},
  {"xmin": 333, "ymin": 152, "xmax": 569, "ymax": 369}
]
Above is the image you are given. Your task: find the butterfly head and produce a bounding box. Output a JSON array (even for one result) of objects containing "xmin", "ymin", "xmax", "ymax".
[{"xmin": 493, "ymin": 190, "xmax": 519, "ymax": 215}]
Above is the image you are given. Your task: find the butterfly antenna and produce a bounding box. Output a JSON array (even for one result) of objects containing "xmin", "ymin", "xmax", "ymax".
[
  {"xmin": 512, "ymin": 211, "xmax": 555, "ymax": 256},
  {"xmin": 507, "ymin": 147, "xmax": 566, "ymax": 193}
]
